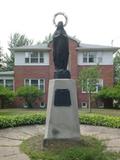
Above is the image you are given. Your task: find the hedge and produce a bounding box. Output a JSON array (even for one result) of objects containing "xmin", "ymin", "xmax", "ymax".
[
  {"xmin": 0, "ymin": 113, "xmax": 46, "ymax": 129},
  {"xmin": 0, "ymin": 113, "xmax": 120, "ymax": 129},
  {"xmin": 80, "ymin": 114, "xmax": 120, "ymax": 128}
]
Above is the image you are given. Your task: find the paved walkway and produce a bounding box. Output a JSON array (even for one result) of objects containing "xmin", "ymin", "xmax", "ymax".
[{"xmin": 0, "ymin": 125, "xmax": 120, "ymax": 160}]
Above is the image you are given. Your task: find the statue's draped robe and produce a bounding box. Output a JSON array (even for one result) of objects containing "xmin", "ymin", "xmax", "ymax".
[{"xmin": 53, "ymin": 22, "xmax": 69, "ymax": 70}]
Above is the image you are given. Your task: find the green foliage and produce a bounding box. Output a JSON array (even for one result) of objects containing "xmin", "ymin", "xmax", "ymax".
[
  {"xmin": 37, "ymin": 33, "xmax": 53, "ymax": 45},
  {"xmin": 42, "ymin": 33, "xmax": 53, "ymax": 44},
  {"xmin": 16, "ymin": 86, "xmax": 44, "ymax": 108},
  {"xmin": 113, "ymin": 83, "xmax": 120, "ymax": 99},
  {"xmin": 0, "ymin": 111, "xmax": 120, "ymax": 129},
  {"xmin": 1, "ymin": 53, "xmax": 14, "ymax": 71},
  {"xmin": 80, "ymin": 113, "xmax": 120, "ymax": 128},
  {"xmin": 78, "ymin": 66, "xmax": 100, "ymax": 93},
  {"xmin": 0, "ymin": 112, "xmax": 46, "ymax": 128},
  {"xmin": 3, "ymin": 33, "xmax": 33, "ymax": 71},
  {"xmin": 114, "ymin": 50, "xmax": 120, "ymax": 83},
  {"xmin": 0, "ymin": 86, "xmax": 15, "ymax": 108},
  {"xmin": 96, "ymin": 87, "xmax": 113, "ymax": 99},
  {"xmin": 97, "ymin": 83, "xmax": 120, "ymax": 108},
  {"xmin": 20, "ymin": 135, "xmax": 119, "ymax": 160},
  {"xmin": 8, "ymin": 33, "xmax": 33, "ymax": 48},
  {"xmin": 78, "ymin": 66, "xmax": 100, "ymax": 111},
  {"xmin": 0, "ymin": 52, "xmax": 6, "ymax": 71}
]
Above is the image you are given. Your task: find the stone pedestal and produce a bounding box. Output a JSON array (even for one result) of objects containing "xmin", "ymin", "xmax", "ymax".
[{"xmin": 44, "ymin": 79, "xmax": 80, "ymax": 144}]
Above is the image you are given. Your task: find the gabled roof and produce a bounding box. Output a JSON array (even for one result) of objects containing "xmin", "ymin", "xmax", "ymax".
[
  {"xmin": 11, "ymin": 44, "xmax": 51, "ymax": 52},
  {"xmin": 11, "ymin": 39, "xmax": 120, "ymax": 53},
  {"xmin": 77, "ymin": 43, "xmax": 120, "ymax": 52}
]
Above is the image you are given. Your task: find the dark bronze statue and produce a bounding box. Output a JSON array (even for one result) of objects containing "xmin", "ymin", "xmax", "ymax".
[
  {"xmin": 53, "ymin": 21, "xmax": 69, "ymax": 70},
  {"xmin": 53, "ymin": 21, "xmax": 71, "ymax": 78}
]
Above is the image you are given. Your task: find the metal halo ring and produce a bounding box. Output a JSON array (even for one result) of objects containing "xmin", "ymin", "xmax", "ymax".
[{"xmin": 53, "ymin": 12, "xmax": 68, "ymax": 27}]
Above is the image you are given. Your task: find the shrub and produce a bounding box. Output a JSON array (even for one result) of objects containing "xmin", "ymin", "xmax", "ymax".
[
  {"xmin": 16, "ymin": 86, "xmax": 44, "ymax": 108},
  {"xmin": 0, "ymin": 85, "xmax": 15, "ymax": 108},
  {"xmin": 0, "ymin": 112, "xmax": 120, "ymax": 129},
  {"xmin": 96, "ymin": 83, "xmax": 120, "ymax": 108},
  {"xmin": 0, "ymin": 112, "xmax": 46, "ymax": 129},
  {"xmin": 80, "ymin": 113, "xmax": 120, "ymax": 128}
]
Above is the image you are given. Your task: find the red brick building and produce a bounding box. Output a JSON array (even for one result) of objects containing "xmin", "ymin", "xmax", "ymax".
[{"xmin": 0, "ymin": 38, "xmax": 119, "ymax": 108}]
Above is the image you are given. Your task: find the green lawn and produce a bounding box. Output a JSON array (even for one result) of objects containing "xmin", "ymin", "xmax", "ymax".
[
  {"xmin": 0, "ymin": 108, "xmax": 120, "ymax": 117},
  {"xmin": 0, "ymin": 108, "xmax": 45, "ymax": 116},
  {"xmin": 80, "ymin": 108, "xmax": 120, "ymax": 117}
]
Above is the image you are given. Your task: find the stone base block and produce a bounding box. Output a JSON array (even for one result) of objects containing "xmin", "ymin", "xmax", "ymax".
[{"xmin": 43, "ymin": 138, "xmax": 81, "ymax": 148}]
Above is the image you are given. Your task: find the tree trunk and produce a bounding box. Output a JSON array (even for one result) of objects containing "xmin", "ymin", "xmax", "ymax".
[
  {"xmin": 88, "ymin": 93, "xmax": 91, "ymax": 113},
  {"xmin": 0, "ymin": 99, "xmax": 2, "ymax": 108},
  {"xmin": 0, "ymin": 96, "xmax": 5, "ymax": 109}
]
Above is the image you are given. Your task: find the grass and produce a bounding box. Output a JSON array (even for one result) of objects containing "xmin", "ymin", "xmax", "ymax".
[
  {"xmin": 80, "ymin": 108, "xmax": 120, "ymax": 117},
  {"xmin": 0, "ymin": 108, "xmax": 46, "ymax": 116},
  {"xmin": 0, "ymin": 108, "xmax": 120, "ymax": 117},
  {"xmin": 20, "ymin": 135, "xmax": 120, "ymax": 160}
]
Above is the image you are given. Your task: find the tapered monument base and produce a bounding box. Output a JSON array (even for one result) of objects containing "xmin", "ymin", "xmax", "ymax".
[{"xmin": 43, "ymin": 79, "xmax": 80, "ymax": 146}]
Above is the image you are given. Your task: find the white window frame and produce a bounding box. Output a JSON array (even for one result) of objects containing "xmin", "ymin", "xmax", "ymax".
[
  {"xmin": 0, "ymin": 78, "xmax": 14, "ymax": 90},
  {"xmin": 39, "ymin": 53, "xmax": 44, "ymax": 63},
  {"xmin": 97, "ymin": 57, "xmax": 103, "ymax": 63},
  {"xmin": 25, "ymin": 52, "xmax": 45, "ymax": 64},
  {"xmin": 0, "ymin": 79, "xmax": 4, "ymax": 85},
  {"xmin": 83, "ymin": 52, "xmax": 96, "ymax": 63},
  {"xmin": 24, "ymin": 78, "xmax": 45, "ymax": 92},
  {"xmin": 83, "ymin": 52, "xmax": 87, "ymax": 63},
  {"xmin": 30, "ymin": 52, "xmax": 39, "ymax": 63},
  {"xmin": 96, "ymin": 79, "xmax": 103, "ymax": 92}
]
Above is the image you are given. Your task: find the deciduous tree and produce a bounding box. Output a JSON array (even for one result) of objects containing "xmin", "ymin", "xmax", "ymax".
[
  {"xmin": 114, "ymin": 50, "xmax": 120, "ymax": 83},
  {"xmin": 78, "ymin": 66, "xmax": 100, "ymax": 112},
  {"xmin": 3, "ymin": 33, "xmax": 33, "ymax": 71}
]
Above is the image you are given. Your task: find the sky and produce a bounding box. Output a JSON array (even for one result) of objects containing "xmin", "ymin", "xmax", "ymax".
[{"xmin": 0, "ymin": 0, "xmax": 120, "ymax": 53}]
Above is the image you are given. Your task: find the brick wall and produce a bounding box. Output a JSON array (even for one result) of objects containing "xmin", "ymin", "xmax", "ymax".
[
  {"xmin": 68, "ymin": 38, "xmax": 79, "ymax": 79},
  {"xmin": 48, "ymin": 42, "xmax": 55, "ymax": 79},
  {"xmin": 14, "ymin": 66, "xmax": 50, "ymax": 106}
]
